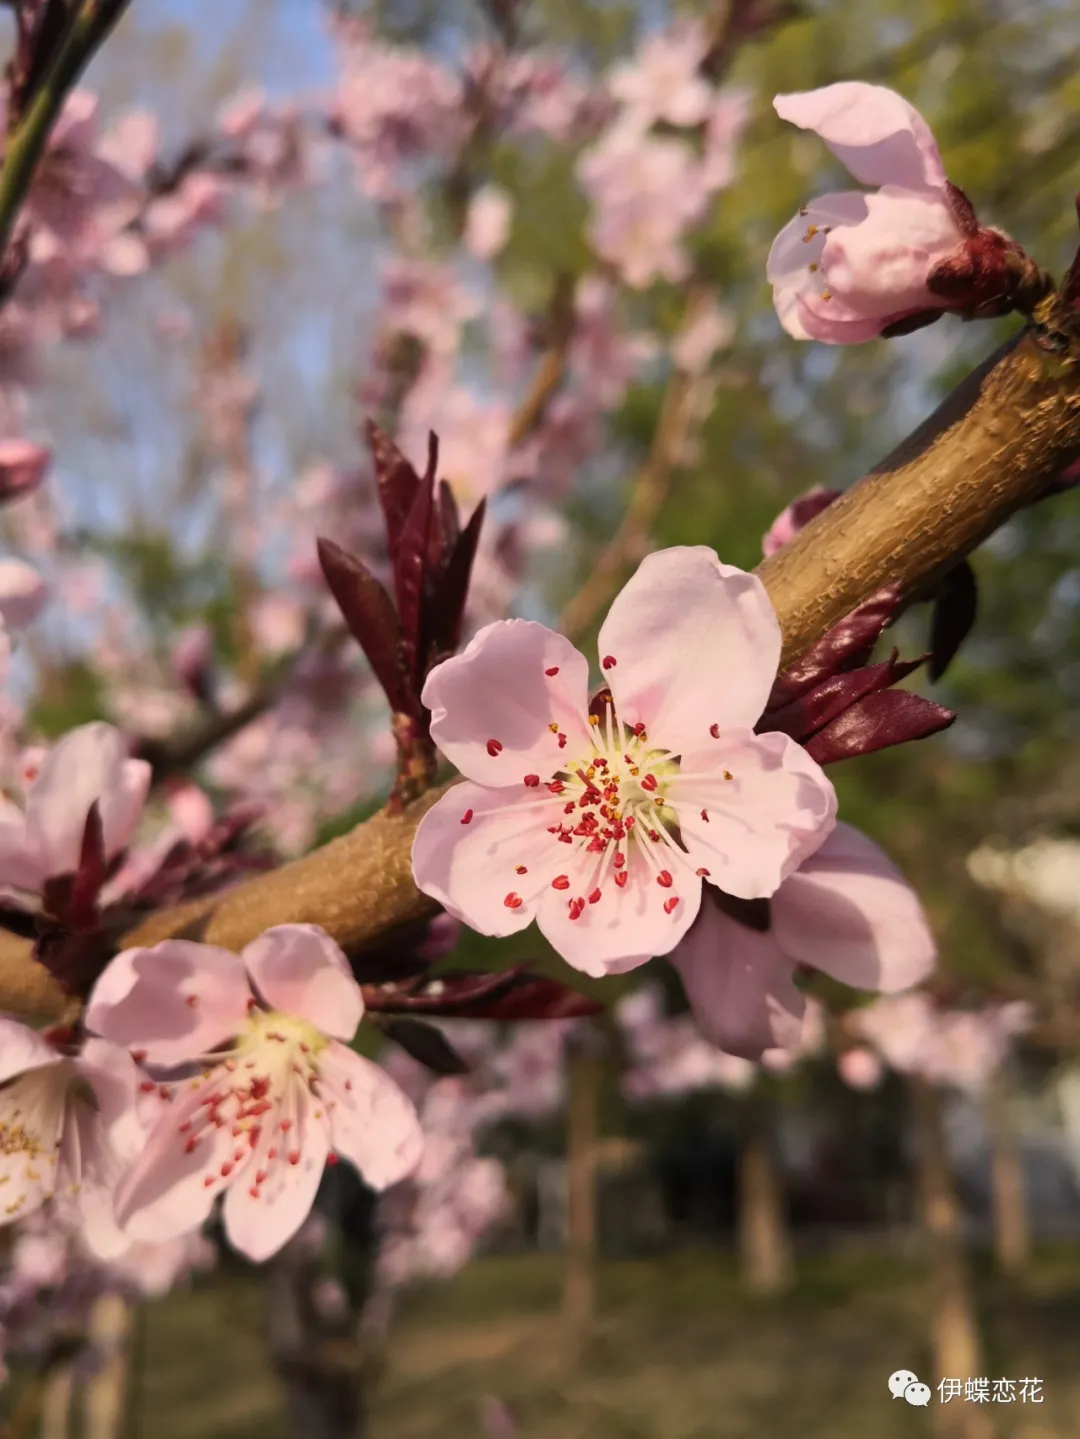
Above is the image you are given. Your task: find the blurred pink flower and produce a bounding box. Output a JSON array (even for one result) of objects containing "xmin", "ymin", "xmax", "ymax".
[
  {"xmin": 768, "ymin": 83, "xmax": 963, "ymax": 343},
  {"xmin": 413, "ymin": 547, "xmax": 835, "ymax": 978},
  {"xmin": 837, "ymin": 1045, "xmax": 885, "ymax": 1090},
  {"xmin": 673, "ymin": 823, "xmax": 935, "ymax": 1060},
  {"xmin": 86, "ymin": 924, "xmax": 423, "ymax": 1261},
  {"xmin": 0, "ymin": 723, "xmax": 149, "ymax": 900},
  {"xmin": 608, "ymin": 22, "xmax": 713, "ymax": 129},
  {"xmin": 0, "ymin": 1022, "xmax": 144, "ymax": 1257},
  {"xmin": 0, "ymin": 439, "xmax": 50, "ymax": 505},
  {"xmin": 671, "ymin": 300, "xmax": 735, "ymax": 375},
  {"xmin": 464, "ymin": 185, "xmax": 513, "ymax": 260},
  {"xmin": 578, "ymin": 123, "xmax": 710, "ymax": 288},
  {"xmin": 0, "ymin": 558, "xmax": 46, "ymax": 628}
]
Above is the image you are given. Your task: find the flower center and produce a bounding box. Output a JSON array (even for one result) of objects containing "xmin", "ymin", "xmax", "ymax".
[
  {"xmin": 176, "ymin": 1011, "xmax": 332, "ymax": 1200},
  {"xmin": 0, "ymin": 1065, "xmax": 69, "ymax": 1216}
]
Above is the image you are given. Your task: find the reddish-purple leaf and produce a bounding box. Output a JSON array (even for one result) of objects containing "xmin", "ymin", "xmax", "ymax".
[
  {"xmin": 804, "ymin": 690, "xmax": 956, "ymax": 765},
  {"xmin": 928, "ymin": 560, "xmax": 977, "ymax": 682},
  {"xmin": 760, "ymin": 651, "xmax": 924, "ymax": 742},
  {"xmin": 434, "ymin": 974, "xmax": 603, "ymax": 1021},
  {"xmin": 366, "ymin": 421, "xmax": 422, "ymax": 560},
  {"xmin": 381, "ymin": 1016, "xmax": 470, "ymax": 1074},
  {"xmin": 317, "ymin": 537, "xmax": 413, "ymax": 715},
  {"xmin": 437, "ymin": 478, "xmax": 461, "ymax": 556},
  {"xmin": 363, "ymin": 967, "xmax": 518, "ymax": 1013},
  {"xmin": 393, "ymin": 461, "xmax": 436, "ymax": 691},
  {"xmin": 69, "ymin": 801, "xmax": 106, "ymax": 932},
  {"xmin": 429, "ymin": 498, "xmax": 486, "ymax": 661},
  {"xmin": 766, "ymin": 585, "xmax": 903, "ymax": 707}
]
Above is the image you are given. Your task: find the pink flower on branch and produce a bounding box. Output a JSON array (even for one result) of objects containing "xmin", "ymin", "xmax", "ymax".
[
  {"xmin": 671, "ymin": 823, "xmax": 936, "ymax": 1060},
  {"xmin": 0, "ymin": 1020, "xmax": 144, "ymax": 1256},
  {"xmin": 0, "ymin": 723, "xmax": 149, "ymax": 907},
  {"xmin": 768, "ymin": 83, "xmax": 1051, "ymax": 343},
  {"xmin": 85, "ymin": 924, "xmax": 423, "ymax": 1262},
  {"xmin": 412, "ymin": 547, "xmax": 836, "ymax": 978}
]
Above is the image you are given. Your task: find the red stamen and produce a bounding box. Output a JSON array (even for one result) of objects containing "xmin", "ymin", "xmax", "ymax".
[
  {"xmin": 657, "ymin": 871, "xmax": 673, "ymax": 888},
  {"xmin": 524, "ymin": 774, "xmax": 540, "ymax": 787},
  {"xmin": 663, "ymin": 896, "xmax": 680, "ymax": 914},
  {"xmin": 615, "ymin": 872, "xmax": 629, "ymax": 888},
  {"xmin": 461, "ymin": 809, "xmax": 474, "ymax": 825},
  {"xmin": 545, "ymin": 666, "xmax": 560, "ymax": 676},
  {"xmin": 710, "ymin": 723, "xmax": 720, "ymax": 739},
  {"xmin": 588, "ymin": 888, "xmax": 602, "ymax": 904},
  {"xmin": 504, "ymin": 892, "xmax": 524, "ymax": 909},
  {"xmin": 640, "ymin": 774, "xmax": 658, "ymax": 792},
  {"xmin": 602, "ymin": 655, "xmax": 616, "ymax": 670},
  {"xmin": 552, "ymin": 875, "xmax": 570, "ymax": 890},
  {"xmin": 487, "ymin": 739, "xmax": 503, "ymax": 756}
]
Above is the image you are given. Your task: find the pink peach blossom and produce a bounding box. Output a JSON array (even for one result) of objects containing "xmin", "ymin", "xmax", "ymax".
[
  {"xmin": 672, "ymin": 823, "xmax": 935, "ymax": 1059},
  {"xmin": 85, "ymin": 924, "xmax": 423, "ymax": 1262},
  {"xmin": 607, "ymin": 22, "xmax": 714, "ymax": 129},
  {"xmin": 0, "ymin": 1021, "xmax": 144, "ymax": 1257},
  {"xmin": 0, "ymin": 723, "xmax": 149, "ymax": 901},
  {"xmin": 464, "ymin": 185, "xmax": 513, "ymax": 260},
  {"xmin": 838, "ymin": 1045, "xmax": 884, "ymax": 1090},
  {"xmin": 0, "ymin": 440, "xmax": 50, "ymax": 505},
  {"xmin": 768, "ymin": 83, "xmax": 964, "ymax": 342},
  {"xmin": 412, "ymin": 547, "xmax": 836, "ymax": 979},
  {"xmin": 0, "ymin": 558, "xmax": 46, "ymax": 629}
]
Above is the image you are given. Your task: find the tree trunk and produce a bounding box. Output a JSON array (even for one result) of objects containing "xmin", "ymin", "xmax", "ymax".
[
  {"xmin": 984, "ymin": 1076, "xmax": 1029, "ymax": 1276},
  {"xmin": 562, "ymin": 1042, "xmax": 601, "ymax": 1343},
  {"xmin": 737, "ymin": 1099, "xmax": 793, "ymax": 1295},
  {"xmin": 38, "ymin": 1363, "xmax": 75, "ymax": 1439},
  {"xmin": 911, "ymin": 1078, "xmax": 995, "ymax": 1439}
]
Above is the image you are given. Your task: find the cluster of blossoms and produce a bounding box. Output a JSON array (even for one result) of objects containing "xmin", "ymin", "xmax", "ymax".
[{"xmin": 841, "ymin": 994, "xmax": 1034, "ymax": 1094}]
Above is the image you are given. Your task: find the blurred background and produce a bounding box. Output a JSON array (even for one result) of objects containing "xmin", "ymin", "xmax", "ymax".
[{"xmin": 6, "ymin": 0, "xmax": 1080, "ymax": 1435}]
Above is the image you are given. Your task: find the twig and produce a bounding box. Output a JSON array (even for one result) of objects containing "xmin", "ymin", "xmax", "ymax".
[{"xmin": 0, "ymin": 0, "xmax": 134, "ymax": 260}]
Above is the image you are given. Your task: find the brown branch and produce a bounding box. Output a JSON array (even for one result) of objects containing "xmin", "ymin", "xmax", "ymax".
[{"xmin": 6, "ymin": 309, "xmax": 1080, "ymax": 1022}]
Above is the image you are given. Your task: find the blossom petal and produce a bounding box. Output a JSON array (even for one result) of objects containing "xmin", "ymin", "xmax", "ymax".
[
  {"xmin": 86, "ymin": 941, "xmax": 250, "ymax": 1066},
  {"xmin": 598, "ymin": 547, "xmax": 780, "ymax": 748},
  {"xmin": 25, "ymin": 723, "xmax": 149, "ymax": 877},
  {"xmin": 774, "ymin": 83, "xmax": 947, "ymax": 191},
  {"xmin": 115, "ymin": 1080, "xmax": 228, "ymax": 1242},
  {"xmin": 422, "ymin": 620, "xmax": 592, "ymax": 786},
  {"xmin": 221, "ymin": 1082, "xmax": 329, "ymax": 1262},
  {"xmin": 0, "ymin": 1017, "xmax": 60, "ymax": 1084},
  {"xmin": 0, "ymin": 559, "xmax": 47, "ymax": 629},
  {"xmin": 412, "ymin": 780, "xmax": 565, "ymax": 936},
  {"xmin": 536, "ymin": 852, "xmax": 702, "ymax": 977},
  {"xmin": 671, "ymin": 900, "xmax": 805, "ymax": 1059},
  {"xmin": 673, "ymin": 729, "xmax": 836, "ymax": 898},
  {"xmin": 766, "ymin": 191, "xmax": 872, "ymax": 339},
  {"xmin": 771, "ymin": 823, "xmax": 935, "ymax": 992},
  {"xmin": 319, "ymin": 1043, "xmax": 424, "ymax": 1189},
  {"xmin": 242, "ymin": 925, "xmax": 363, "ymax": 1041}
]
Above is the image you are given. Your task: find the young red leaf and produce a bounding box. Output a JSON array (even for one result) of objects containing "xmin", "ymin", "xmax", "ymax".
[
  {"xmin": 69, "ymin": 801, "xmax": 107, "ymax": 933},
  {"xmin": 365, "ymin": 421, "xmax": 422, "ymax": 560},
  {"xmin": 803, "ymin": 689, "xmax": 956, "ymax": 765},
  {"xmin": 380, "ymin": 1016, "xmax": 471, "ymax": 1074},
  {"xmin": 429, "ymin": 498, "xmax": 486, "ymax": 661},
  {"xmin": 316, "ymin": 537, "xmax": 413, "ymax": 715},
  {"xmin": 760, "ymin": 651, "xmax": 924, "ymax": 742},
  {"xmin": 928, "ymin": 560, "xmax": 977, "ymax": 681},
  {"xmin": 445, "ymin": 975, "xmax": 603, "ymax": 1020},
  {"xmin": 393, "ymin": 458, "xmax": 436, "ymax": 691},
  {"xmin": 766, "ymin": 585, "xmax": 903, "ymax": 708}
]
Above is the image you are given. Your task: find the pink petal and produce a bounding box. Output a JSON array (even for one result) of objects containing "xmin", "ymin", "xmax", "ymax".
[
  {"xmin": 815, "ymin": 185, "xmax": 961, "ymax": 318},
  {"xmin": 671, "ymin": 901, "xmax": 805, "ymax": 1059},
  {"xmin": 115, "ymin": 1080, "xmax": 229, "ymax": 1242},
  {"xmin": 0, "ymin": 800, "xmax": 41, "ymax": 893},
  {"xmin": 319, "ymin": 1044, "xmax": 424, "ymax": 1189},
  {"xmin": 242, "ymin": 925, "xmax": 363, "ymax": 1041},
  {"xmin": 771, "ymin": 823, "xmax": 935, "ymax": 992},
  {"xmin": 598, "ymin": 548, "xmax": 780, "ymax": 749},
  {"xmin": 0, "ymin": 559, "xmax": 46, "ymax": 628},
  {"xmin": 536, "ymin": 849, "xmax": 702, "ymax": 977},
  {"xmin": 412, "ymin": 780, "xmax": 564, "ymax": 936},
  {"xmin": 221, "ymin": 1082, "xmax": 329, "ymax": 1261},
  {"xmin": 767, "ymin": 191, "xmax": 872, "ymax": 339},
  {"xmin": 673, "ymin": 729, "xmax": 836, "ymax": 898},
  {"xmin": 774, "ymin": 83, "xmax": 947, "ymax": 191},
  {"xmin": 0, "ymin": 438, "xmax": 50, "ymax": 503},
  {"xmin": 25, "ymin": 724, "xmax": 148, "ymax": 876},
  {"xmin": 86, "ymin": 941, "xmax": 250, "ymax": 1066},
  {"xmin": 422, "ymin": 620, "xmax": 592, "ymax": 786},
  {"xmin": 75, "ymin": 1038, "xmax": 147, "ymax": 1166},
  {"xmin": 0, "ymin": 1017, "xmax": 59, "ymax": 1083}
]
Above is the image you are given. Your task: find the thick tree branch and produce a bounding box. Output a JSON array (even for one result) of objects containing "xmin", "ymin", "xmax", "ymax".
[{"xmin": 6, "ymin": 313, "xmax": 1080, "ymax": 1022}]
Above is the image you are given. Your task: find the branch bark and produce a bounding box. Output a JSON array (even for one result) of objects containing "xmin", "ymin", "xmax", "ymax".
[{"xmin": 6, "ymin": 313, "xmax": 1080, "ymax": 1021}]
